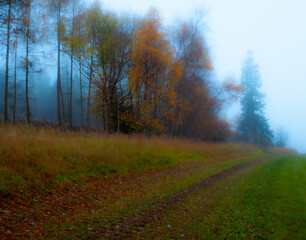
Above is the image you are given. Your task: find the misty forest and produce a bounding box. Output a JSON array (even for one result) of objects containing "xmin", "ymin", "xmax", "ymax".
[
  {"xmin": 0, "ymin": 0, "xmax": 275, "ymax": 143},
  {"xmin": 0, "ymin": 1, "xmax": 304, "ymax": 239}
]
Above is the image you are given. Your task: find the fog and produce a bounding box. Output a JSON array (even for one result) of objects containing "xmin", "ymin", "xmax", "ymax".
[
  {"xmin": 1, "ymin": 0, "xmax": 305, "ymax": 152},
  {"xmin": 97, "ymin": 0, "xmax": 306, "ymax": 153}
]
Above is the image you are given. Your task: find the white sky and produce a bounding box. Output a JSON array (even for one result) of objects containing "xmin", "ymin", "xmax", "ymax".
[{"xmin": 95, "ymin": 0, "xmax": 306, "ymax": 153}]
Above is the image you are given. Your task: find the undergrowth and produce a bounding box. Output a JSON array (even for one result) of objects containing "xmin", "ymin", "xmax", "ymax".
[{"xmin": 0, "ymin": 124, "xmax": 264, "ymax": 195}]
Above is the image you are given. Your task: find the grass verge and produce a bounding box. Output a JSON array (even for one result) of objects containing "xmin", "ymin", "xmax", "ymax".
[{"xmin": 0, "ymin": 124, "xmax": 264, "ymax": 195}]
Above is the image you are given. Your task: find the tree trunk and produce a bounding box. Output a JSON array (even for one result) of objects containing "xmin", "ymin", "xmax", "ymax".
[
  {"xmin": 104, "ymin": 100, "xmax": 109, "ymax": 132},
  {"xmin": 117, "ymin": 94, "xmax": 120, "ymax": 133},
  {"xmin": 4, "ymin": 1, "xmax": 11, "ymax": 122},
  {"xmin": 25, "ymin": 3, "xmax": 32, "ymax": 124},
  {"xmin": 79, "ymin": 58, "xmax": 83, "ymax": 127},
  {"xmin": 13, "ymin": 40, "xmax": 17, "ymax": 123},
  {"xmin": 69, "ymin": 47, "xmax": 73, "ymax": 128},
  {"xmin": 69, "ymin": 1, "xmax": 75, "ymax": 129},
  {"xmin": 60, "ymin": 82, "xmax": 66, "ymax": 124},
  {"xmin": 87, "ymin": 54, "xmax": 93, "ymax": 128},
  {"xmin": 117, "ymin": 81, "xmax": 123, "ymax": 133},
  {"xmin": 57, "ymin": 7, "xmax": 62, "ymax": 126}
]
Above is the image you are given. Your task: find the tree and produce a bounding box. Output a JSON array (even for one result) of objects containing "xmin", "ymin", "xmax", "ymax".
[
  {"xmin": 72, "ymin": 7, "xmax": 86, "ymax": 127},
  {"xmin": 275, "ymin": 126, "xmax": 289, "ymax": 147},
  {"xmin": 80, "ymin": 1, "xmax": 101, "ymax": 128},
  {"xmin": 0, "ymin": 1, "xmax": 243, "ymax": 140},
  {"xmin": 2, "ymin": 0, "xmax": 13, "ymax": 122},
  {"xmin": 129, "ymin": 8, "xmax": 181, "ymax": 133},
  {"xmin": 1, "ymin": 0, "xmax": 22, "ymax": 122},
  {"xmin": 20, "ymin": 0, "xmax": 34, "ymax": 124},
  {"xmin": 171, "ymin": 20, "xmax": 214, "ymax": 138},
  {"xmin": 238, "ymin": 52, "xmax": 273, "ymax": 145},
  {"xmin": 12, "ymin": 31, "xmax": 18, "ymax": 123},
  {"xmin": 62, "ymin": 0, "xmax": 82, "ymax": 129},
  {"xmin": 18, "ymin": 0, "xmax": 47, "ymax": 124},
  {"xmin": 46, "ymin": 0, "xmax": 70, "ymax": 126},
  {"xmin": 11, "ymin": 3, "xmax": 22, "ymax": 123}
]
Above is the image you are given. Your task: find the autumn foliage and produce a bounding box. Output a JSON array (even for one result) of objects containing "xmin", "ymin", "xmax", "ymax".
[
  {"xmin": 129, "ymin": 8, "xmax": 182, "ymax": 133},
  {"xmin": 0, "ymin": 1, "xmax": 241, "ymax": 140},
  {"xmin": 86, "ymin": 7, "xmax": 240, "ymax": 139}
]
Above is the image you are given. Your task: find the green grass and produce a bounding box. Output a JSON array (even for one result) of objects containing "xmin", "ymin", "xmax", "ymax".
[
  {"xmin": 40, "ymin": 157, "xmax": 267, "ymax": 239},
  {"xmin": 27, "ymin": 156, "xmax": 260, "ymax": 239},
  {"xmin": 199, "ymin": 156, "xmax": 306, "ymax": 239},
  {"xmin": 0, "ymin": 124, "xmax": 264, "ymax": 195},
  {"xmin": 1, "ymin": 124, "xmax": 301, "ymax": 239},
  {"xmin": 139, "ymin": 156, "xmax": 306, "ymax": 239}
]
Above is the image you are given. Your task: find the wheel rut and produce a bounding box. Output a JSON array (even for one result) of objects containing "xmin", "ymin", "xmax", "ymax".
[{"xmin": 94, "ymin": 156, "xmax": 273, "ymax": 239}]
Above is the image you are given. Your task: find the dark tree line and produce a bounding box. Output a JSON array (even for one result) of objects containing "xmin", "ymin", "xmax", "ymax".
[{"xmin": 0, "ymin": 0, "xmax": 242, "ymax": 140}]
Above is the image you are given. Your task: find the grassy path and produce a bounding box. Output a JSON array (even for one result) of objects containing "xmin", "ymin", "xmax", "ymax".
[
  {"xmin": 0, "ymin": 154, "xmax": 264, "ymax": 239},
  {"xmin": 100, "ymin": 156, "xmax": 271, "ymax": 239},
  {"xmin": 1, "ymin": 154, "xmax": 304, "ymax": 239},
  {"xmin": 136, "ymin": 156, "xmax": 306, "ymax": 239}
]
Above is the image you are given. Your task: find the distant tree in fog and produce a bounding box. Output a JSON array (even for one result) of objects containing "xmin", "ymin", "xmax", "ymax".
[
  {"xmin": 1, "ymin": 0, "xmax": 24, "ymax": 122},
  {"xmin": 45, "ymin": 0, "xmax": 70, "ymax": 126},
  {"xmin": 238, "ymin": 52, "xmax": 273, "ymax": 146},
  {"xmin": 62, "ymin": 0, "xmax": 83, "ymax": 129},
  {"xmin": 1, "ymin": 0, "xmax": 14, "ymax": 122},
  {"xmin": 20, "ymin": 0, "xmax": 36, "ymax": 124},
  {"xmin": 275, "ymin": 127, "xmax": 289, "ymax": 147}
]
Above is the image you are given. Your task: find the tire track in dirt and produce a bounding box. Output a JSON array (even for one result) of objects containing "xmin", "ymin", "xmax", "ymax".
[
  {"xmin": 0, "ymin": 157, "xmax": 251, "ymax": 239},
  {"xmin": 95, "ymin": 155, "xmax": 274, "ymax": 239}
]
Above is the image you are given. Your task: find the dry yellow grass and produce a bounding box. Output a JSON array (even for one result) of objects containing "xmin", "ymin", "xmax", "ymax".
[
  {"xmin": 0, "ymin": 124, "xmax": 263, "ymax": 194},
  {"xmin": 268, "ymin": 146, "xmax": 298, "ymax": 154}
]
